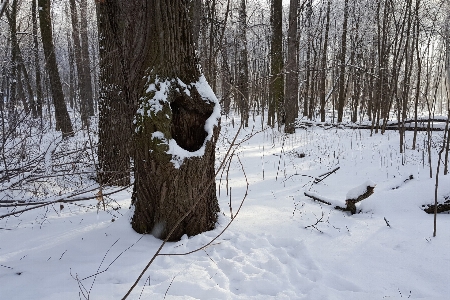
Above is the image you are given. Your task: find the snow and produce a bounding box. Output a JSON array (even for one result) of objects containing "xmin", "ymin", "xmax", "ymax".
[{"xmin": 1, "ymin": 113, "xmax": 450, "ymax": 299}]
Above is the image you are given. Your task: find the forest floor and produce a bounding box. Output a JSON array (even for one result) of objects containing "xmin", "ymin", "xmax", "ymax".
[{"xmin": 1, "ymin": 113, "xmax": 450, "ymax": 299}]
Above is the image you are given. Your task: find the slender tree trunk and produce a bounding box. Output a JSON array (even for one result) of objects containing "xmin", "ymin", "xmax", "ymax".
[
  {"xmin": 221, "ymin": 41, "xmax": 232, "ymax": 116},
  {"xmin": 6, "ymin": 9, "xmax": 36, "ymax": 119},
  {"xmin": 337, "ymin": 0, "xmax": 348, "ymax": 123},
  {"xmin": 412, "ymin": 0, "xmax": 421, "ymax": 149},
  {"xmin": 79, "ymin": 0, "xmax": 94, "ymax": 117},
  {"xmin": 18, "ymin": 51, "xmax": 34, "ymax": 117},
  {"xmin": 285, "ymin": 0, "xmax": 299, "ymax": 133},
  {"xmin": 303, "ymin": 1, "xmax": 312, "ymax": 118},
  {"xmin": 38, "ymin": 0, "xmax": 73, "ymax": 136},
  {"xmin": 8, "ymin": 0, "xmax": 18, "ymax": 127},
  {"xmin": 237, "ymin": 0, "xmax": 249, "ymax": 127},
  {"xmin": 399, "ymin": 0, "xmax": 413, "ymax": 154},
  {"xmin": 6, "ymin": 6, "xmax": 36, "ymax": 119},
  {"xmin": 67, "ymin": 31, "xmax": 75, "ymax": 110},
  {"xmin": 308, "ymin": 39, "xmax": 317, "ymax": 120},
  {"xmin": 32, "ymin": 0, "xmax": 43, "ymax": 119},
  {"xmin": 444, "ymin": 10, "xmax": 450, "ymax": 174},
  {"xmin": 69, "ymin": 0, "xmax": 89, "ymax": 127},
  {"xmin": 320, "ymin": 0, "xmax": 331, "ymax": 122},
  {"xmin": 269, "ymin": 0, "xmax": 284, "ymax": 127}
]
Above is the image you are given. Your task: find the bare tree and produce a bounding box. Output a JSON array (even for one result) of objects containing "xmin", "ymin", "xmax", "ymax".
[
  {"xmin": 237, "ymin": 0, "xmax": 249, "ymax": 127},
  {"xmin": 337, "ymin": 0, "xmax": 349, "ymax": 123},
  {"xmin": 96, "ymin": 1, "xmax": 145, "ymax": 186},
  {"xmin": 95, "ymin": 0, "xmax": 221, "ymax": 242},
  {"xmin": 269, "ymin": 0, "xmax": 284, "ymax": 127},
  {"xmin": 319, "ymin": 0, "xmax": 331, "ymax": 122},
  {"xmin": 32, "ymin": 0, "xmax": 43, "ymax": 119},
  {"xmin": 285, "ymin": 0, "xmax": 300, "ymax": 133},
  {"xmin": 38, "ymin": 0, "xmax": 73, "ymax": 137}
]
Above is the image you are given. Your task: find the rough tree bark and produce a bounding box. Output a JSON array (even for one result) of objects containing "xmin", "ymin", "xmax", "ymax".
[
  {"xmin": 237, "ymin": 0, "xmax": 249, "ymax": 127},
  {"xmin": 69, "ymin": 0, "xmax": 89, "ymax": 127},
  {"xmin": 8, "ymin": 0, "xmax": 17, "ymax": 127},
  {"xmin": 303, "ymin": 0, "xmax": 312, "ymax": 118},
  {"xmin": 32, "ymin": 0, "xmax": 43, "ymax": 119},
  {"xmin": 269, "ymin": 0, "xmax": 284, "ymax": 127},
  {"xmin": 320, "ymin": 0, "xmax": 331, "ymax": 122},
  {"xmin": 131, "ymin": 0, "xmax": 220, "ymax": 241},
  {"xmin": 96, "ymin": 1, "xmax": 146, "ymax": 186},
  {"xmin": 412, "ymin": 0, "xmax": 421, "ymax": 149},
  {"xmin": 38, "ymin": 0, "xmax": 73, "ymax": 136},
  {"xmin": 337, "ymin": 0, "xmax": 349, "ymax": 123},
  {"xmin": 285, "ymin": 0, "xmax": 299, "ymax": 133},
  {"xmin": 79, "ymin": 0, "xmax": 94, "ymax": 117}
]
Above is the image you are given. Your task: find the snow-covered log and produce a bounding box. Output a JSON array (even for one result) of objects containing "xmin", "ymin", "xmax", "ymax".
[
  {"xmin": 423, "ymin": 197, "xmax": 450, "ymax": 214},
  {"xmin": 305, "ymin": 180, "xmax": 376, "ymax": 214}
]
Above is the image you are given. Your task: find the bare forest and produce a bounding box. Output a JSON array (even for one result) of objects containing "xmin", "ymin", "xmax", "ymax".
[{"xmin": 1, "ymin": 0, "xmax": 450, "ymax": 299}]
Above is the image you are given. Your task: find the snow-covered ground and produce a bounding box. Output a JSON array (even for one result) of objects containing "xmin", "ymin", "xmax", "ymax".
[{"xmin": 1, "ymin": 114, "xmax": 450, "ymax": 299}]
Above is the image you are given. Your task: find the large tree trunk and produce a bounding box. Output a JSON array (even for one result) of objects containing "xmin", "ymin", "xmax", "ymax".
[
  {"xmin": 38, "ymin": 0, "xmax": 73, "ymax": 137},
  {"xmin": 96, "ymin": 1, "xmax": 143, "ymax": 186},
  {"xmin": 131, "ymin": 0, "xmax": 220, "ymax": 241}
]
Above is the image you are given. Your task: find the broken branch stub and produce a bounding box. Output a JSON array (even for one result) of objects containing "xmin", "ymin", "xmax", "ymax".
[{"xmin": 339, "ymin": 185, "xmax": 375, "ymax": 214}]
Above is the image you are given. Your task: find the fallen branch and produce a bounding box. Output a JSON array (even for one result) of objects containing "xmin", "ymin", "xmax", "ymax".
[
  {"xmin": 284, "ymin": 166, "xmax": 339, "ymax": 184},
  {"xmin": 391, "ymin": 175, "xmax": 414, "ymax": 190},
  {"xmin": 0, "ymin": 184, "xmax": 132, "ymax": 217},
  {"xmin": 314, "ymin": 167, "xmax": 340, "ymax": 184},
  {"xmin": 304, "ymin": 191, "xmax": 333, "ymax": 206}
]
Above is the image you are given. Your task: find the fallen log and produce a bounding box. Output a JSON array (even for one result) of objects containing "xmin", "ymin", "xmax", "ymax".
[
  {"xmin": 296, "ymin": 119, "xmax": 447, "ymax": 132},
  {"xmin": 305, "ymin": 180, "xmax": 376, "ymax": 214},
  {"xmin": 423, "ymin": 198, "xmax": 450, "ymax": 214}
]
